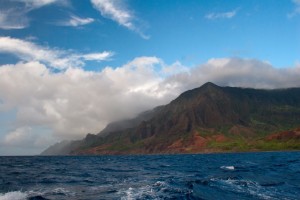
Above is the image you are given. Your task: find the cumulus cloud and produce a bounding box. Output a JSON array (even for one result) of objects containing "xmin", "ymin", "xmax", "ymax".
[
  {"xmin": 205, "ymin": 10, "xmax": 238, "ymax": 20},
  {"xmin": 162, "ymin": 58, "xmax": 300, "ymax": 93},
  {"xmin": 91, "ymin": 0, "xmax": 149, "ymax": 39},
  {"xmin": 161, "ymin": 61, "xmax": 189, "ymax": 76},
  {"xmin": 59, "ymin": 15, "xmax": 95, "ymax": 27},
  {"xmin": 0, "ymin": 57, "xmax": 168, "ymax": 142},
  {"xmin": 1, "ymin": 56, "xmax": 300, "ymax": 155},
  {"xmin": 0, "ymin": 37, "xmax": 113, "ymax": 69}
]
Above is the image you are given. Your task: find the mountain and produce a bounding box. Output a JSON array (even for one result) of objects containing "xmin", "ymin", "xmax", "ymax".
[
  {"xmin": 41, "ymin": 82, "xmax": 300, "ymax": 155},
  {"xmin": 98, "ymin": 107, "xmax": 161, "ymax": 137},
  {"xmin": 41, "ymin": 140, "xmax": 74, "ymax": 155}
]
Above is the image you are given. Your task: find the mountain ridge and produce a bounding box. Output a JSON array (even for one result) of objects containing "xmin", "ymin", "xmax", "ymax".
[{"xmin": 41, "ymin": 82, "xmax": 300, "ymax": 155}]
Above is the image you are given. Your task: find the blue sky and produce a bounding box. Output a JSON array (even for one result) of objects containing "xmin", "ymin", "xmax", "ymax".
[
  {"xmin": 0, "ymin": 0, "xmax": 299, "ymax": 68},
  {"xmin": 0, "ymin": 0, "xmax": 300, "ymax": 155}
]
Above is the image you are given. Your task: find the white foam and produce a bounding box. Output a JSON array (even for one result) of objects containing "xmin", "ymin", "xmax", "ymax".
[
  {"xmin": 52, "ymin": 187, "xmax": 73, "ymax": 195},
  {"xmin": 153, "ymin": 181, "xmax": 165, "ymax": 187},
  {"xmin": 212, "ymin": 178, "xmax": 274, "ymax": 199},
  {"xmin": 124, "ymin": 187, "xmax": 134, "ymax": 200},
  {"xmin": 221, "ymin": 166, "xmax": 235, "ymax": 170},
  {"xmin": 0, "ymin": 191, "xmax": 27, "ymax": 200},
  {"xmin": 120, "ymin": 182, "xmax": 162, "ymax": 200}
]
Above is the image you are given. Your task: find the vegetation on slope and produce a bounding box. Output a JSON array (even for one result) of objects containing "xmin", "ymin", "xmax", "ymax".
[{"xmin": 41, "ymin": 82, "xmax": 300, "ymax": 155}]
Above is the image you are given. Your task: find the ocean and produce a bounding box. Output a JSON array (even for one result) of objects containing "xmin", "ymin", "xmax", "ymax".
[{"xmin": 0, "ymin": 152, "xmax": 299, "ymax": 200}]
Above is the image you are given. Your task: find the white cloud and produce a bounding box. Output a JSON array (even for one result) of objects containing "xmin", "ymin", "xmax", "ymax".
[
  {"xmin": 0, "ymin": 0, "xmax": 64, "ymax": 30},
  {"xmin": 0, "ymin": 57, "xmax": 168, "ymax": 142},
  {"xmin": 294, "ymin": 0, "xmax": 300, "ymax": 4},
  {"xmin": 91, "ymin": 0, "xmax": 133, "ymax": 28},
  {"xmin": 288, "ymin": 0, "xmax": 300, "ymax": 17},
  {"xmin": 1, "ymin": 57, "xmax": 300, "ymax": 155},
  {"xmin": 3, "ymin": 126, "xmax": 53, "ymax": 148},
  {"xmin": 91, "ymin": 0, "xmax": 149, "ymax": 39},
  {"xmin": 4, "ymin": 127, "xmax": 33, "ymax": 146},
  {"xmin": 1, "ymin": 125, "xmax": 55, "ymax": 155},
  {"xmin": 205, "ymin": 10, "xmax": 237, "ymax": 20},
  {"xmin": 81, "ymin": 51, "xmax": 114, "ymax": 61},
  {"xmin": 59, "ymin": 15, "xmax": 95, "ymax": 27},
  {"xmin": 161, "ymin": 61, "xmax": 189, "ymax": 76},
  {"xmin": 0, "ymin": 8, "xmax": 29, "ymax": 30},
  {"xmin": 0, "ymin": 37, "xmax": 113, "ymax": 69},
  {"xmin": 12, "ymin": 0, "xmax": 59, "ymax": 9},
  {"xmin": 162, "ymin": 58, "xmax": 300, "ymax": 92}
]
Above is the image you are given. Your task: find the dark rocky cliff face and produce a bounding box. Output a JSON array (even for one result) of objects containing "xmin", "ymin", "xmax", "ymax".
[{"xmin": 41, "ymin": 82, "xmax": 300, "ymax": 155}]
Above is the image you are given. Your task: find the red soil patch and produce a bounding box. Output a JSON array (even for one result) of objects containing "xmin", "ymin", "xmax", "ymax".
[
  {"xmin": 267, "ymin": 129, "xmax": 300, "ymax": 141},
  {"xmin": 211, "ymin": 134, "xmax": 227, "ymax": 142}
]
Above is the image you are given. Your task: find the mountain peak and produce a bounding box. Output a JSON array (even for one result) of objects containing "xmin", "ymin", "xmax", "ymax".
[
  {"xmin": 201, "ymin": 82, "xmax": 219, "ymax": 88},
  {"xmin": 172, "ymin": 82, "xmax": 222, "ymax": 103},
  {"xmin": 198, "ymin": 82, "xmax": 222, "ymax": 93},
  {"xmin": 42, "ymin": 84, "xmax": 300, "ymax": 155}
]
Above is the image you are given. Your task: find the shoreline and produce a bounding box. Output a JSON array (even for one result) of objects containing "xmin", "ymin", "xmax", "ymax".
[{"xmin": 2, "ymin": 149, "xmax": 300, "ymax": 157}]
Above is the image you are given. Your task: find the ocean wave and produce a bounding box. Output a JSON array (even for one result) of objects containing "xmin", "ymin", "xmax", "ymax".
[
  {"xmin": 0, "ymin": 187, "xmax": 73, "ymax": 200},
  {"xmin": 0, "ymin": 191, "xmax": 27, "ymax": 200},
  {"xmin": 120, "ymin": 185, "xmax": 155, "ymax": 200},
  {"xmin": 119, "ymin": 181, "xmax": 168, "ymax": 200},
  {"xmin": 209, "ymin": 177, "xmax": 286, "ymax": 200},
  {"xmin": 220, "ymin": 166, "xmax": 235, "ymax": 170},
  {"xmin": 1, "ymin": 153, "xmax": 299, "ymax": 199}
]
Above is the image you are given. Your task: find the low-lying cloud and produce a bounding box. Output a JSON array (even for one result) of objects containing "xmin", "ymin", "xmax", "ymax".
[
  {"xmin": 163, "ymin": 58, "xmax": 300, "ymax": 92},
  {"xmin": 1, "ymin": 55, "xmax": 300, "ymax": 155}
]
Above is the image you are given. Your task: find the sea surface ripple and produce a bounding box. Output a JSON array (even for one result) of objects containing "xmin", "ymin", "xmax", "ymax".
[{"xmin": 0, "ymin": 152, "xmax": 300, "ymax": 200}]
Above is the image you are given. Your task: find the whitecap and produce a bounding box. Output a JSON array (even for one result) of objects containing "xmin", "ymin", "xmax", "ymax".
[
  {"xmin": 221, "ymin": 166, "xmax": 235, "ymax": 170},
  {"xmin": 0, "ymin": 191, "xmax": 27, "ymax": 200},
  {"xmin": 52, "ymin": 187, "xmax": 71, "ymax": 195},
  {"xmin": 153, "ymin": 181, "xmax": 166, "ymax": 187},
  {"xmin": 120, "ymin": 183, "xmax": 159, "ymax": 200}
]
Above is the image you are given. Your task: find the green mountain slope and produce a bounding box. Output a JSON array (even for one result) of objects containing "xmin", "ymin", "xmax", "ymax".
[{"xmin": 41, "ymin": 82, "xmax": 300, "ymax": 155}]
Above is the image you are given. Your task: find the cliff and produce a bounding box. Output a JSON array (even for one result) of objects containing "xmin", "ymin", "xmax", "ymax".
[{"xmin": 41, "ymin": 82, "xmax": 300, "ymax": 155}]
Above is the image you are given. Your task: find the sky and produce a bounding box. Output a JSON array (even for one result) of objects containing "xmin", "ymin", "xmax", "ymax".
[{"xmin": 0, "ymin": 0, "xmax": 299, "ymax": 155}]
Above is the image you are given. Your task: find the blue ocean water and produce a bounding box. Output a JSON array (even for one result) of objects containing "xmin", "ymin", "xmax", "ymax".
[{"xmin": 0, "ymin": 152, "xmax": 299, "ymax": 200}]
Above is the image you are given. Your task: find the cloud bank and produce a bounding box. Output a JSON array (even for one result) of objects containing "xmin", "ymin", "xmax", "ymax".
[
  {"xmin": 1, "ymin": 54, "xmax": 300, "ymax": 154},
  {"xmin": 163, "ymin": 58, "xmax": 300, "ymax": 92},
  {"xmin": 0, "ymin": 35, "xmax": 300, "ymax": 154},
  {"xmin": 0, "ymin": 57, "xmax": 167, "ymax": 154}
]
